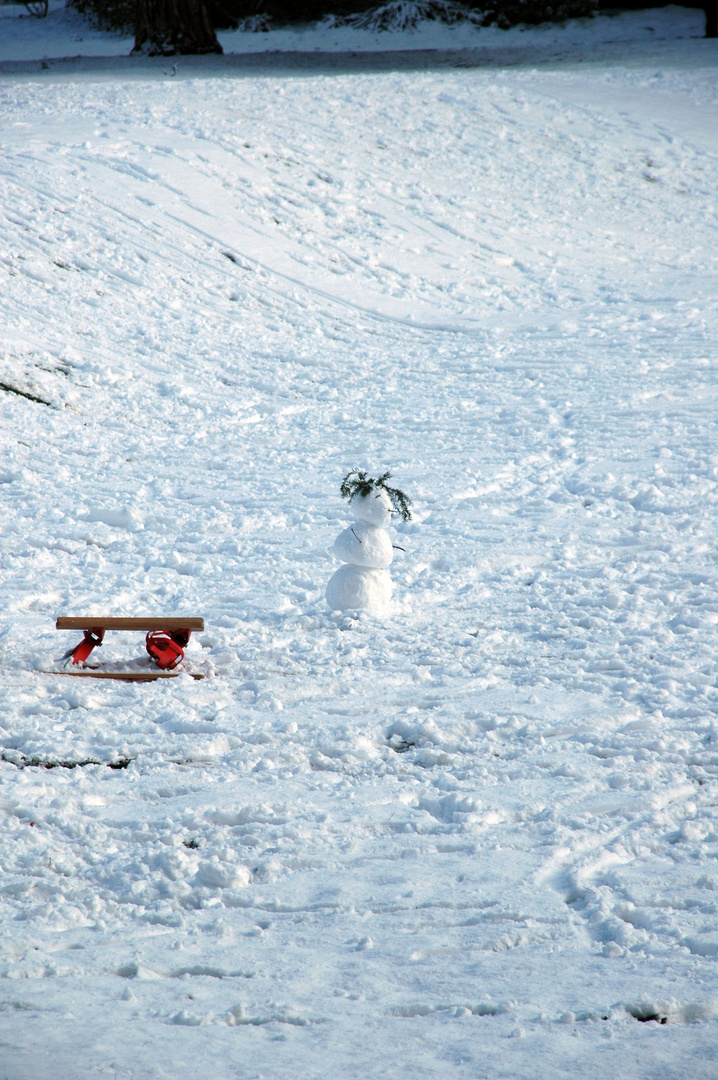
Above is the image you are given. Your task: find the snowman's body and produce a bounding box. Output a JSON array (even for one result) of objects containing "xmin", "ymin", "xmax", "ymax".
[{"xmin": 326, "ymin": 490, "xmax": 394, "ymax": 613}]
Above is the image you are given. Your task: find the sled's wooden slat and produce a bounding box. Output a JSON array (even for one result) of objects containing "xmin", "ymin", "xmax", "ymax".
[
  {"xmin": 56, "ymin": 617, "xmax": 204, "ymax": 631},
  {"xmin": 43, "ymin": 670, "xmax": 205, "ymax": 681}
]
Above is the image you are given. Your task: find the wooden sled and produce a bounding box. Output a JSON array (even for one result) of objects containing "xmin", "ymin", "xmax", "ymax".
[{"xmin": 49, "ymin": 617, "xmax": 205, "ymax": 681}]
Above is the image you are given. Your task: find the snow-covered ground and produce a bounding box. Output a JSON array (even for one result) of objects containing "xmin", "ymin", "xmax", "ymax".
[{"xmin": 1, "ymin": 5, "xmax": 717, "ymax": 1078}]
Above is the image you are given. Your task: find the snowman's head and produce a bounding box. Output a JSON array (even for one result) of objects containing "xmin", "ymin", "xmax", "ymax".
[
  {"xmin": 339, "ymin": 469, "xmax": 412, "ymax": 525},
  {"xmin": 350, "ymin": 488, "xmax": 393, "ymax": 529}
]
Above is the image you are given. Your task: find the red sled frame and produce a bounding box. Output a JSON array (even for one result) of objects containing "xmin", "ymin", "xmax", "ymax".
[{"xmin": 54, "ymin": 617, "xmax": 205, "ymax": 680}]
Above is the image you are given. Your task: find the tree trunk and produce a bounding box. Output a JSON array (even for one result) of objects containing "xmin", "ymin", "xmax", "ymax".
[
  {"xmin": 134, "ymin": 0, "xmax": 223, "ymax": 55},
  {"xmin": 705, "ymin": 3, "xmax": 717, "ymax": 38}
]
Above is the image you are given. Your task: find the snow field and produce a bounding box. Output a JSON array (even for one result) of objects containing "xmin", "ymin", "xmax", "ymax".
[{"xmin": 1, "ymin": 11, "xmax": 718, "ymax": 1078}]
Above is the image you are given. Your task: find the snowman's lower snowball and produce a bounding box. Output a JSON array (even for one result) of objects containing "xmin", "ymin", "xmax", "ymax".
[{"xmin": 325, "ymin": 564, "xmax": 392, "ymax": 614}]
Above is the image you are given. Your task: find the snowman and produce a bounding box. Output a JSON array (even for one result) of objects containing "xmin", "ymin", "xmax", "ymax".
[{"xmin": 326, "ymin": 470, "xmax": 411, "ymax": 614}]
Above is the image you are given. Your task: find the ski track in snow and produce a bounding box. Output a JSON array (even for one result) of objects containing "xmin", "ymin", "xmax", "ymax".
[{"xmin": 0, "ymin": 7, "xmax": 717, "ymax": 1078}]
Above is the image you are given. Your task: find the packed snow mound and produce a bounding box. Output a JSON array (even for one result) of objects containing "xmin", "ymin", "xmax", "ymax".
[
  {"xmin": 333, "ymin": 1, "xmax": 482, "ymax": 32},
  {"xmin": 330, "ymin": 0, "xmax": 593, "ymax": 33}
]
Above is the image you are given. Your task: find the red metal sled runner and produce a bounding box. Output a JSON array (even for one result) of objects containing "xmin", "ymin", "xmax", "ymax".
[{"xmin": 54, "ymin": 617, "xmax": 205, "ymax": 680}]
